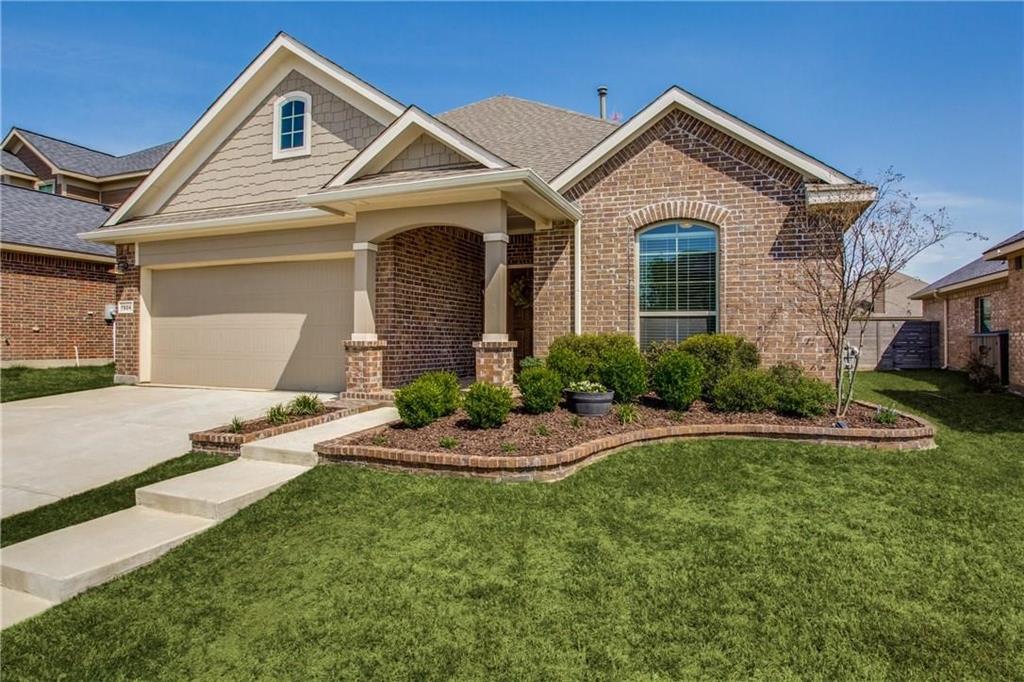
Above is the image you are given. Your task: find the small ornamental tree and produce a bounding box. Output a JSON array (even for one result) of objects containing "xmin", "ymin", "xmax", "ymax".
[{"xmin": 795, "ymin": 169, "xmax": 973, "ymax": 417}]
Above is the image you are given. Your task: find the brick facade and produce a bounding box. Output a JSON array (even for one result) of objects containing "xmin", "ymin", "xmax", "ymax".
[
  {"xmin": 533, "ymin": 108, "xmax": 831, "ymax": 375},
  {"xmin": 114, "ymin": 244, "xmax": 140, "ymax": 381},
  {"xmin": 342, "ymin": 340, "xmax": 388, "ymax": 397},
  {"xmin": 0, "ymin": 250, "xmax": 115, "ymax": 364},
  {"xmin": 922, "ymin": 279, "xmax": 1010, "ymax": 373},
  {"xmin": 1007, "ymin": 261, "xmax": 1024, "ymax": 392},
  {"xmin": 473, "ymin": 340, "xmax": 517, "ymax": 387},
  {"xmin": 376, "ymin": 225, "xmax": 484, "ymax": 387}
]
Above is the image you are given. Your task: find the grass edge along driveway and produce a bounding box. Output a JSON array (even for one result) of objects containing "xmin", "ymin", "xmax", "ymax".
[
  {"xmin": 0, "ymin": 363, "xmax": 114, "ymax": 402},
  {"xmin": 2, "ymin": 370, "xmax": 1021, "ymax": 680}
]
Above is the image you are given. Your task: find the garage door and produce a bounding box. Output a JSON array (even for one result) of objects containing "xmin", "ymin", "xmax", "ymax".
[{"xmin": 150, "ymin": 259, "xmax": 352, "ymax": 392}]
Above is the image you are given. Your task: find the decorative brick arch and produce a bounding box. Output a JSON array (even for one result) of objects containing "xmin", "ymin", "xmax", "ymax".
[{"xmin": 625, "ymin": 199, "xmax": 733, "ymax": 230}]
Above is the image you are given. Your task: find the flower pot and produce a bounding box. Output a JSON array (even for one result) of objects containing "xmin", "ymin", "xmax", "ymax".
[{"xmin": 564, "ymin": 390, "xmax": 615, "ymax": 416}]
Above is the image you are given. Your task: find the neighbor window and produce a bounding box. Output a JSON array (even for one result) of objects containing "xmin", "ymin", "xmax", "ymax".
[
  {"xmin": 37, "ymin": 180, "xmax": 55, "ymax": 193},
  {"xmin": 273, "ymin": 92, "xmax": 311, "ymax": 159},
  {"xmin": 975, "ymin": 297, "xmax": 993, "ymax": 333},
  {"xmin": 638, "ymin": 222, "xmax": 718, "ymax": 347}
]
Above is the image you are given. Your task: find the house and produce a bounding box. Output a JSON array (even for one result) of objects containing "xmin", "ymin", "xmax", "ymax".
[
  {"xmin": 0, "ymin": 130, "xmax": 172, "ymax": 366},
  {"xmin": 911, "ymin": 230, "xmax": 1024, "ymax": 393},
  {"xmin": 81, "ymin": 32, "xmax": 874, "ymax": 395},
  {"xmin": 865, "ymin": 272, "xmax": 927, "ymax": 319},
  {"xmin": 1, "ymin": 128, "xmax": 174, "ymax": 205}
]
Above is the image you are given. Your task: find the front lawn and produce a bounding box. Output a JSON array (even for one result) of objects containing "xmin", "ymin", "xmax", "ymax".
[
  {"xmin": 2, "ymin": 371, "xmax": 1021, "ymax": 679},
  {"xmin": 0, "ymin": 363, "xmax": 114, "ymax": 402}
]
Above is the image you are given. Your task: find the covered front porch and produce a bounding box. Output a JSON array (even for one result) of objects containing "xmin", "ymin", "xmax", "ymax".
[{"xmin": 299, "ymin": 167, "xmax": 580, "ymax": 397}]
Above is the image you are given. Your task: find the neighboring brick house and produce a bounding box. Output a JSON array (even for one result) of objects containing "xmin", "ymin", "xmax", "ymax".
[
  {"xmin": 0, "ymin": 130, "xmax": 173, "ymax": 366},
  {"xmin": 911, "ymin": 230, "xmax": 1023, "ymax": 394},
  {"xmin": 82, "ymin": 32, "xmax": 875, "ymax": 395},
  {"xmin": 0, "ymin": 185, "xmax": 116, "ymax": 366}
]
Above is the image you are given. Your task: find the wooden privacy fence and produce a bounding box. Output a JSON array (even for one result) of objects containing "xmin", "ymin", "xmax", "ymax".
[{"xmin": 852, "ymin": 319, "xmax": 940, "ymax": 371}]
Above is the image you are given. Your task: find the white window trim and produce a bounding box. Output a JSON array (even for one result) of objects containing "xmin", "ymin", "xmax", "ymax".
[
  {"xmin": 634, "ymin": 220, "xmax": 721, "ymax": 347},
  {"xmin": 273, "ymin": 91, "xmax": 312, "ymax": 160}
]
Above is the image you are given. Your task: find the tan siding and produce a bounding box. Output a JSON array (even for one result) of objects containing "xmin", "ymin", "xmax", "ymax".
[
  {"xmin": 138, "ymin": 224, "xmax": 355, "ymax": 268},
  {"xmin": 162, "ymin": 70, "xmax": 384, "ymax": 213},
  {"xmin": 379, "ymin": 134, "xmax": 472, "ymax": 173}
]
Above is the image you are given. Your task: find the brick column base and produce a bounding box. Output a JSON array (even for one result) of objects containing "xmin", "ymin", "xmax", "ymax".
[
  {"xmin": 473, "ymin": 340, "xmax": 518, "ymax": 387},
  {"xmin": 340, "ymin": 340, "xmax": 391, "ymax": 400}
]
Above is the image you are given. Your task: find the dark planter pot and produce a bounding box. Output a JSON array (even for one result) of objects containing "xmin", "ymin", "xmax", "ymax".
[{"xmin": 564, "ymin": 390, "xmax": 615, "ymax": 416}]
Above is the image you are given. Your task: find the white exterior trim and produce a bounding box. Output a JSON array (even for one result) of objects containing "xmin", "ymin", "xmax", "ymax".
[
  {"xmin": 80, "ymin": 206, "xmax": 341, "ymax": 243},
  {"xmin": 912, "ymin": 270, "xmax": 1009, "ymax": 300},
  {"xmin": 552, "ymin": 86, "xmax": 857, "ymax": 192},
  {"xmin": 105, "ymin": 32, "xmax": 405, "ymax": 226},
  {"xmin": 352, "ymin": 241, "xmax": 378, "ymax": 252},
  {"xmin": 272, "ymin": 91, "xmax": 312, "ymax": 160},
  {"xmin": 326, "ymin": 106, "xmax": 510, "ymax": 188},
  {"xmin": 482, "ymin": 232, "xmax": 509, "ymax": 243},
  {"xmin": 573, "ymin": 218, "xmax": 582, "ymax": 334},
  {"xmin": 984, "ymin": 237, "xmax": 1024, "ymax": 261},
  {"xmin": 0, "ymin": 167, "xmax": 38, "ymax": 182},
  {"xmin": 0, "ymin": 242, "xmax": 115, "ymax": 264}
]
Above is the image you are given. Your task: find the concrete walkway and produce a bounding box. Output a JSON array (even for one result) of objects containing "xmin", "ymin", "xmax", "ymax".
[{"xmin": 1, "ymin": 385, "xmax": 329, "ymax": 518}]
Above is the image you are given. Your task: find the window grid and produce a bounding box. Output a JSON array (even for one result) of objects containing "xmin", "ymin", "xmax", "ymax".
[{"xmin": 279, "ymin": 99, "xmax": 306, "ymax": 150}]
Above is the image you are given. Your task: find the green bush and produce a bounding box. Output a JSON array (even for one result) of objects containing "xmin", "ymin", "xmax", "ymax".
[
  {"xmin": 678, "ymin": 334, "xmax": 760, "ymax": 398},
  {"xmin": 519, "ymin": 356, "xmax": 545, "ymax": 370},
  {"xmin": 874, "ymin": 405, "xmax": 900, "ymax": 425},
  {"xmin": 770, "ymin": 364, "xmax": 835, "ymax": 417},
  {"xmin": 711, "ymin": 369, "xmax": 779, "ymax": 413},
  {"xmin": 288, "ymin": 393, "xmax": 325, "ymax": 416},
  {"xmin": 616, "ymin": 403, "xmax": 639, "ymax": 425},
  {"xmin": 642, "ymin": 340, "xmax": 678, "ymax": 369},
  {"xmin": 394, "ymin": 371, "xmax": 461, "ymax": 428},
  {"xmin": 546, "ymin": 333, "xmax": 646, "ymax": 403},
  {"xmin": 517, "ymin": 366, "xmax": 563, "ymax": 414},
  {"xmin": 650, "ymin": 350, "xmax": 705, "ymax": 411},
  {"xmin": 463, "ymin": 382, "xmax": 514, "ymax": 429},
  {"xmin": 265, "ymin": 403, "xmax": 291, "ymax": 426}
]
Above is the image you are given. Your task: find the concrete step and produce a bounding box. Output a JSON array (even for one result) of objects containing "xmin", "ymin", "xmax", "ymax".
[
  {"xmin": 241, "ymin": 406, "xmax": 398, "ymax": 465},
  {"xmin": 1, "ymin": 587, "xmax": 54, "ymax": 629},
  {"xmin": 1, "ymin": 507, "xmax": 214, "ymax": 603},
  {"xmin": 136, "ymin": 459, "xmax": 309, "ymax": 520}
]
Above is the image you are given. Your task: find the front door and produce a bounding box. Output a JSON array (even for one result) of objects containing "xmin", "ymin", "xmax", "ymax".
[{"xmin": 507, "ymin": 267, "xmax": 534, "ymax": 370}]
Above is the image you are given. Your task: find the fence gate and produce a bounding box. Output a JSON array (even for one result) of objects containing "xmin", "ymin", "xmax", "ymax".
[{"xmin": 854, "ymin": 319, "xmax": 940, "ymax": 370}]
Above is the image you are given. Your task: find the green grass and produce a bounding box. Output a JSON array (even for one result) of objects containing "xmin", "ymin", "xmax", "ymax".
[
  {"xmin": 1, "ymin": 452, "xmax": 231, "ymax": 548},
  {"xmin": 2, "ymin": 371, "xmax": 1021, "ymax": 679},
  {"xmin": 0, "ymin": 363, "xmax": 115, "ymax": 402}
]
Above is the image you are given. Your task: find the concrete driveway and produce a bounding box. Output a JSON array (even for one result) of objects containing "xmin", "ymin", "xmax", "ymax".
[{"xmin": 1, "ymin": 385, "xmax": 327, "ymax": 518}]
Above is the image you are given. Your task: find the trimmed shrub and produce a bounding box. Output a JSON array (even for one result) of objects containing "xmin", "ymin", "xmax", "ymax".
[
  {"xmin": 288, "ymin": 393, "xmax": 326, "ymax": 416},
  {"xmin": 517, "ymin": 366, "xmax": 563, "ymax": 414},
  {"xmin": 651, "ymin": 350, "xmax": 705, "ymax": 411},
  {"xmin": 394, "ymin": 371, "xmax": 461, "ymax": 428},
  {"xmin": 519, "ymin": 356, "xmax": 545, "ymax": 370},
  {"xmin": 711, "ymin": 369, "xmax": 779, "ymax": 413},
  {"xmin": 770, "ymin": 364, "xmax": 834, "ymax": 417},
  {"xmin": 678, "ymin": 334, "xmax": 760, "ymax": 398},
  {"xmin": 546, "ymin": 333, "xmax": 646, "ymax": 403},
  {"xmin": 643, "ymin": 340, "xmax": 679, "ymax": 370},
  {"xmin": 464, "ymin": 382, "xmax": 514, "ymax": 429}
]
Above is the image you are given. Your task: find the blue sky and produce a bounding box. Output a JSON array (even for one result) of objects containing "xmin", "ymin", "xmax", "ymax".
[{"xmin": 2, "ymin": 2, "xmax": 1021, "ymax": 283}]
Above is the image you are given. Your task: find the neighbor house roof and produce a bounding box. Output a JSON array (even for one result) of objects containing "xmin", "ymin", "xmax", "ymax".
[
  {"xmin": 1, "ymin": 149, "xmax": 34, "ymax": 176},
  {"xmin": 911, "ymin": 255, "xmax": 1008, "ymax": 299},
  {"xmin": 0, "ymin": 184, "xmax": 114, "ymax": 257},
  {"xmin": 983, "ymin": 229, "xmax": 1024, "ymax": 260},
  {"xmin": 9, "ymin": 128, "xmax": 175, "ymax": 178},
  {"xmin": 439, "ymin": 95, "xmax": 618, "ymax": 181}
]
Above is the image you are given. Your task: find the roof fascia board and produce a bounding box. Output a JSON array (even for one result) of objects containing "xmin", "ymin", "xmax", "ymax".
[
  {"xmin": 983, "ymin": 238, "xmax": 1024, "ymax": 260},
  {"xmin": 326, "ymin": 107, "xmax": 510, "ymax": 188},
  {"xmin": 910, "ymin": 270, "xmax": 1008, "ymax": 300},
  {"xmin": 552, "ymin": 87, "xmax": 856, "ymax": 193},
  {"xmin": 0, "ymin": 168, "xmax": 39, "ymax": 182},
  {"xmin": 105, "ymin": 33, "xmax": 405, "ymax": 226},
  {"xmin": 82, "ymin": 206, "xmax": 343, "ymax": 243},
  {"xmin": 1, "ymin": 242, "xmax": 115, "ymax": 263}
]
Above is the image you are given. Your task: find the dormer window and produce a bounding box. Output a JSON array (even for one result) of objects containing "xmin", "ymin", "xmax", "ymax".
[{"xmin": 273, "ymin": 92, "xmax": 311, "ymax": 159}]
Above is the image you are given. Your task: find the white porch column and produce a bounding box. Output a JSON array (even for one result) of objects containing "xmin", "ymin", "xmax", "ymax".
[
  {"xmin": 351, "ymin": 241, "xmax": 378, "ymax": 341},
  {"xmin": 482, "ymin": 232, "xmax": 509, "ymax": 342}
]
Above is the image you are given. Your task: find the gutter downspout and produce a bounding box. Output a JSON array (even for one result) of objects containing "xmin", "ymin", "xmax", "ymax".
[{"xmin": 574, "ymin": 218, "xmax": 582, "ymax": 334}]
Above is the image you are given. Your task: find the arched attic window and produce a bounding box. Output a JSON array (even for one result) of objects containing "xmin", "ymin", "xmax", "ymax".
[
  {"xmin": 273, "ymin": 91, "xmax": 312, "ymax": 159},
  {"xmin": 637, "ymin": 222, "xmax": 719, "ymax": 347}
]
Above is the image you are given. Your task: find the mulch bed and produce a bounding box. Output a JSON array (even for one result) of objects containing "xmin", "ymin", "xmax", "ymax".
[
  {"xmin": 215, "ymin": 410, "xmax": 336, "ymax": 435},
  {"xmin": 346, "ymin": 397, "xmax": 915, "ymax": 458}
]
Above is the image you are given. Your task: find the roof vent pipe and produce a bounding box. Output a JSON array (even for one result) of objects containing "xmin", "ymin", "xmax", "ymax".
[{"xmin": 597, "ymin": 86, "xmax": 608, "ymax": 120}]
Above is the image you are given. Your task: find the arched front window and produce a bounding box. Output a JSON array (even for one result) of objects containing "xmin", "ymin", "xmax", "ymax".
[
  {"xmin": 273, "ymin": 92, "xmax": 311, "ymax": 159},
  {"xmin": 638, "ymin": 222, "xmax": 718, "ymax": 347}
]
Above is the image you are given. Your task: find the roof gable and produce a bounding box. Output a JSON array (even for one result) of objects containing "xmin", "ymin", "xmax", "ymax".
[
  {"xmin": 2, "ymin": 128, "xmax": 174, "ymax": 179},
  {"xmin": 0, "ymin": 184, "xmax": 114, "ymax": 257},
  {"xmin": 325, "ymin": 106, "xmax": 509, "ymax": 188},
  {"xmin": 551, "ymin": 86, "xmax": 857, "ymax": 193},
  {"xmin": 106, "ymin": 32, "xmax": 405, "ymax": 226}
]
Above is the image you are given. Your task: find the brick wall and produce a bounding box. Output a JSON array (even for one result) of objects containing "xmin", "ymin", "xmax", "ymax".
[
  {"xmin": 114, "ymin": 244, "xmax": 140, "ymax": 379},
  {"xmin": 376, "ymin": 226, "xmax": 483, "ymax": 387},
  {"xmin": 1007, "ymin": 261, "xmax": 1024, "ymax": 392},
  {"xmin": 0, "ymin": 250, "xmax": 115, "ymax": 362},
  {"xmin": 538, "ymin": 108, "xmax": 830, "ymax": 375},
  {"xmin": 922, "ymin": 279, "xmax": 1010, "ymax": 371}
]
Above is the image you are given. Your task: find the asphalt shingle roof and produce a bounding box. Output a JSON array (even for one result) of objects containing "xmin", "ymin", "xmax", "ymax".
[
  {"xmin": 984, "ymin": 229, "xmax": 1024, "ymax": 254},
  {"xmin": 1, "ymin": 150, "xmax": 34, "ymax": 176},
  {"xmin": 912, "ymin": 255, "xmax": 1007, "ymax": 298},
  {"xmin": 438, "ymin": 96, "xmax": 618, "ymax": 181},
  {"xmin": 0, "ymin": 184, "xmax": 114, "ymax": 257},
  {"xmin": 14, "ymin": 129, "xmax": 175, "ymax": 178}
]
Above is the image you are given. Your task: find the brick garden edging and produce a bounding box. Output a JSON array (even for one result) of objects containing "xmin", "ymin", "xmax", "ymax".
[
  {"xmin": 314, "ymin": 402, "xmax": 936, "ymax": 483},
  {"xmin": 190, "ymin": 400, "xmax": 386, "ymax": 456}
]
